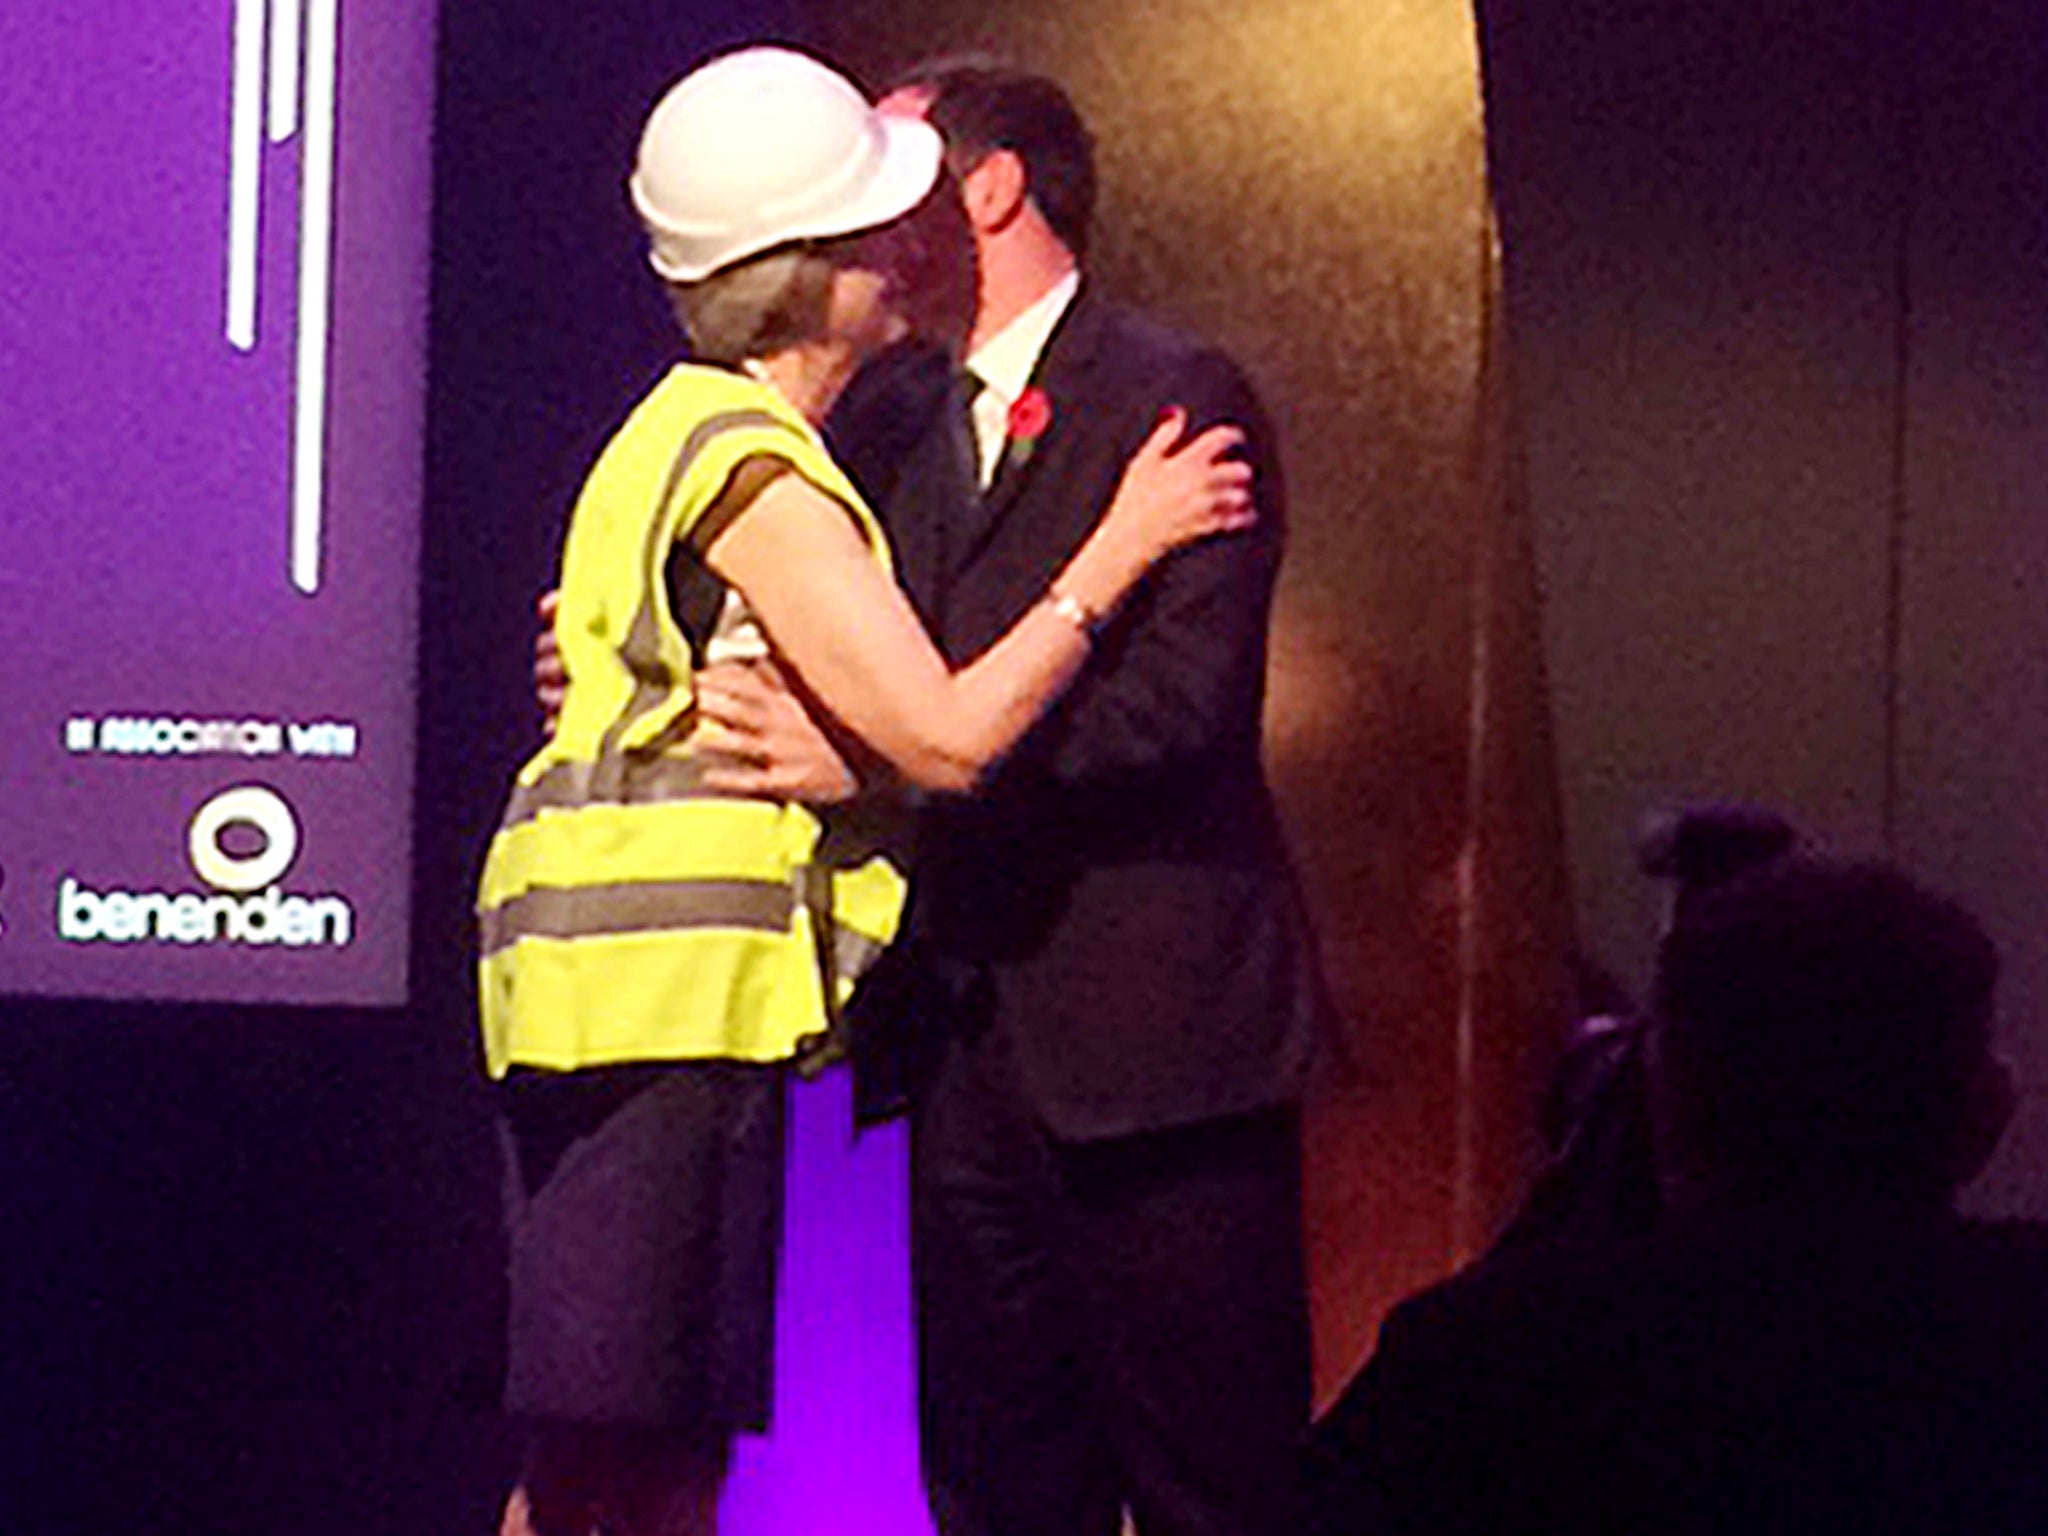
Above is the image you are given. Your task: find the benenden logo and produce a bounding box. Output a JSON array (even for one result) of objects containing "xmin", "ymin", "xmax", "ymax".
[{"xmin": 57, "ymin": 785, "xmax": 353, "ymax": 948}]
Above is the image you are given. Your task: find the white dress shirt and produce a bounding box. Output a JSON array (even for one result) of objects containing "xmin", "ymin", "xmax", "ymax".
[{"xmin": 963, "ymin": 270, "xmax": 1080, "ymax": 489}]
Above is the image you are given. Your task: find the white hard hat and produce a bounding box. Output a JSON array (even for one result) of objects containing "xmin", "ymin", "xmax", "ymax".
[{"xmin": 629, "ymin": 46, "xmax": 944, "ymax": 282}]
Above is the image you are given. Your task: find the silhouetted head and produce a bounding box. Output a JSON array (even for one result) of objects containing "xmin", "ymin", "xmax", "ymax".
[
  {"xmin": 1638, "ymin": 801, "xmax": 1800, "ymax": 918},
  {"xmin": 1653, "ymin": 856, "xmax": 2009, "ymax": 1208}
]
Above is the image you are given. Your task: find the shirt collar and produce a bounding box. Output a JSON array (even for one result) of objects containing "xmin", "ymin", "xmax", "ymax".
[{"xmin": 965, "ymin": 269, "xmax": 1080, "ymax": 405}]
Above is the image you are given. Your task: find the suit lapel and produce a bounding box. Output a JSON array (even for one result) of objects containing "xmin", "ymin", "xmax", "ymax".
[
  {"xmin": 834, "ymin": 343, "xmax": 972, "ymax": 631},
  {"xmin": 950, "ymin": 289, "xmax": 1110, "ymax": 578}
]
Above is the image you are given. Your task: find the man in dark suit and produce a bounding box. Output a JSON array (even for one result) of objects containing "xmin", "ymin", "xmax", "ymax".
[
  {"xmin": 1313, "ymin": 852, "xmax": 2048, "ymax": 1536},
  {"xmin": 701, "ymin": 59, "xmax": 1323, "ymax": 1536}
]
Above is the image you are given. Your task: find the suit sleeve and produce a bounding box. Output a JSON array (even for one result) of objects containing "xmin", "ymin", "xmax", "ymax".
[{"xmin": 1036, "ymin": 351, "xmax": 1285, "ymax": 788}]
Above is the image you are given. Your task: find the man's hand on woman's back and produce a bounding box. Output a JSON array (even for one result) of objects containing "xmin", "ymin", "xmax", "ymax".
[{"xmin": 531, "ymin": 587, "xmax": 858, "ymax": 804}]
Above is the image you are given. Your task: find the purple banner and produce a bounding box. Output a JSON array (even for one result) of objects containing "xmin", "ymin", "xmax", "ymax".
[{"xmin": 0, "ymin": 0, "xmax": 433, "ymax": 1005}]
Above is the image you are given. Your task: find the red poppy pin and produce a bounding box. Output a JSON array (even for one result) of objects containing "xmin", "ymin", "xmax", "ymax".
[{"xmin": 1004, "ymin": 387, "xmax": 1053, "ymax": 469}]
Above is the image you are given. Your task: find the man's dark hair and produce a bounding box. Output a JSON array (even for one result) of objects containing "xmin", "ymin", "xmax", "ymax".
[
  {"xmin": 892, "ymin": 56, "xmax": 1097, "ymax": 260},
  {"xmin": 1654, "ymin": 856, "xmax": 2000, "ymax": 1201}
]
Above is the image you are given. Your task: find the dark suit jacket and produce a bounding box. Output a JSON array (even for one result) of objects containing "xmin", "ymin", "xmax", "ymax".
[
  {"xmin": 1312, "ymin": 1207, "xmax": 2048, "ymax": 1536},
  {"xmin": 830, "ymin": 289, "xmax": 1323, "ymax": 1141}
]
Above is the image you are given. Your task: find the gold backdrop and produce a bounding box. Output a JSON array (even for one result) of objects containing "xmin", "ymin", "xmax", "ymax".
[{"xmin": 808, "ymin": 0, "xmax": 1573, "ymax": 1405}]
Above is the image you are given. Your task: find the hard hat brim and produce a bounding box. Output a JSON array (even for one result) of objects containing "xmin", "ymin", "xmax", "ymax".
[{"xmin": 639, "ymin": 113, "xmax": 945, "ymax": 283}]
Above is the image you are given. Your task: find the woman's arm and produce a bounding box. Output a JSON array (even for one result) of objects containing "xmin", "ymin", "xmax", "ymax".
[{"xmin": 701, "ymin": 412, "xmax": 1250, "ymax": 793}]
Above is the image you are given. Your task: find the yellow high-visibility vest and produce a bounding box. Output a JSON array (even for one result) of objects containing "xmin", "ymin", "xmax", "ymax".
[{"xmin": 476, "ymin": 364, "xmax": 906, "ymax": 1078}]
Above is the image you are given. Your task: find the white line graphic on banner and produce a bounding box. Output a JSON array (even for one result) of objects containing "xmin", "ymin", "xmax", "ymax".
[{"xmin": 222, "ymin": 0, "xmax": 340, "ymax": 596}]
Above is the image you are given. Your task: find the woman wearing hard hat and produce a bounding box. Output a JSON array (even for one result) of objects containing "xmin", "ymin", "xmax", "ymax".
[{"xmin": 477, "ymin": 46, "xmax": 1253, "ymax": 1536}]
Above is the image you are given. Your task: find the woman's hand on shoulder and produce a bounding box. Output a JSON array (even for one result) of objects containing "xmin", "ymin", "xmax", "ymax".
[{"xmin": 1100, "ymin": 408, "xmax": 1256, "ymax": 563}]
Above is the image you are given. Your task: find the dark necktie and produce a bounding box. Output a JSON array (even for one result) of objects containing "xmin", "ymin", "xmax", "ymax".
[
  {"xmin": 952, "ymin": 367, "xmax": 986, "ymax": 494},
  {"xmin": 938, "ymin": 368, "xmax": 998, "ymax": 591}
]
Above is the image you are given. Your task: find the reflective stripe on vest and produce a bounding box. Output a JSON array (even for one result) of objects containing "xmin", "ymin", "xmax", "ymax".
[{"xmin": 475, "ymin": 365, "xmax": 906, "ymax": 1078}]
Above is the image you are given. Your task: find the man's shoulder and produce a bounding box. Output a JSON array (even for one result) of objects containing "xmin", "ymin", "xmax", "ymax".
[
  {"xmin": 1078, "ymin": 297, "xmax": 1252, "ymax": 393},
  {"xmin": 1055, "ymin": 298, "xmax": 1274, "ymax": 466}
]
